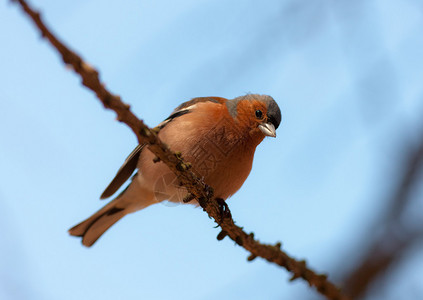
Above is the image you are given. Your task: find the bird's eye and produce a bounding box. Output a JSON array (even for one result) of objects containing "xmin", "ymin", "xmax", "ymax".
[{"xmin": 255, "ymin": 110, "xmax": 263, "ymax": 119}]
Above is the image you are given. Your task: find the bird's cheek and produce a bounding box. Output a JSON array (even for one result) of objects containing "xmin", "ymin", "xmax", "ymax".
[
  {"xmin": 249, "ymin": 127, "xmax": 264, "ymax": 142},
  {"xmin": 249, "ymin": 127, "xmax": 257, "ymax": 136}
]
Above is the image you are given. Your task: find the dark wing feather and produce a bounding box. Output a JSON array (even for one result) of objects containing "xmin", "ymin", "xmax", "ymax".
[
  {"xmin": 157, "ymin": 109, "xmax": 191, "ymax": 129},
  {"xmin": 173, "ymin": 96, "xmax": 226, "ymax": 112},
  {"xmin": 157, "ymin": 96, "xmax": 227, "ymax": 129},
  {"xmin": 100, "ymin": 144, "xmax": 144, "ymax": 199}
]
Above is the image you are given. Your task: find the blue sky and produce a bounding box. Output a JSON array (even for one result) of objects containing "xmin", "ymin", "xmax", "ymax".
[{"xmin": 1, "ymin": 0, "xmax": 423, "ymax": 299}]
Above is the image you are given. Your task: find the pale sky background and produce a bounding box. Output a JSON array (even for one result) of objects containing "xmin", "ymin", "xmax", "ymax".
[{"xmin": 1, "ymin": 0, "xmax": 423, "ymax": 299}]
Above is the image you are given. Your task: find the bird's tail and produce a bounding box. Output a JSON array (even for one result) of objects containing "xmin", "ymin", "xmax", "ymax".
[
  {"xmin": 69, "ymin": 176, "xmax": 156, "ymax": 247},
  {"xmin": 68, "ymin": 197, "xmax": 128, "ymax": 247}
]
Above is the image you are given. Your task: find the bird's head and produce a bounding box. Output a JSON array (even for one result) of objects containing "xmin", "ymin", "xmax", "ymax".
[{"xmin": 227, "ymin": 94, "xmax": 281, "ymax": 142}]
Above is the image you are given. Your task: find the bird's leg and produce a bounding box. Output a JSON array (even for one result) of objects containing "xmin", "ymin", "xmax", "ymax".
[{"xmin": 215, "ymin": 198, "xmax": 232, "ymax": 223}]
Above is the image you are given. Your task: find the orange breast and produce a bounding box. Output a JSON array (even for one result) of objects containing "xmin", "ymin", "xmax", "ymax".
[{"xmin": 139, "ymin": 101, "xmax": 260, "ymax": 201}]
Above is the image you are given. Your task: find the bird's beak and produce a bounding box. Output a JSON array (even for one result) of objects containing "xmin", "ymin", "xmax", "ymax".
[{"xmin": 258, "ymin": 122, "xmax": 276, "ymax": 137}]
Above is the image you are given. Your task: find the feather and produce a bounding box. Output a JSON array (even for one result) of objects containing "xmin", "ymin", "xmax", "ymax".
[{"xmin": 100, "ymin": 144, "xmax": 144, "ymax": 199}]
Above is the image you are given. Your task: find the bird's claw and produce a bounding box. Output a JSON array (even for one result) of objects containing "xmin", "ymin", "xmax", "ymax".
[{"xmin": 215, "ymin": 198, "xmax": 231, "ymax": 223}]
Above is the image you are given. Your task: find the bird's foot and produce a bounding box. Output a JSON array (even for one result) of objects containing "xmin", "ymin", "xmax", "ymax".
[{"xmin": 215, "ymin": 198, "xmax": 231, "ymax": 223}]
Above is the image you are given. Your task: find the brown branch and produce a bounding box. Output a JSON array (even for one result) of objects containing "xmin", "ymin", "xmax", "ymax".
[
  {"xmin": 12, "ymin": 1, "xmax": 350, "ymax": 299},
  {"xmin": 343, "ymin": 227, "xmax": 423, "ymax": 299},
  {"xmin": 341, "ymin": 133, "xmax": 423, "ymax": 299}
]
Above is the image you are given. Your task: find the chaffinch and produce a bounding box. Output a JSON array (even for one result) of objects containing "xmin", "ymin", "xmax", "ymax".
[{"xmin": 69, "ymin": 94, "xmax": 281, "ymax": 246}]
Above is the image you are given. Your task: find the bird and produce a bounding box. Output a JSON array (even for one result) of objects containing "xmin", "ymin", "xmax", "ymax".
[{"xmin": 69, "ymin": 94, "xmax": 281, "ymax": 247}]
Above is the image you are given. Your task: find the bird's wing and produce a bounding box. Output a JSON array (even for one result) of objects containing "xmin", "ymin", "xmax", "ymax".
[
  {"xmin": 100, "ymin": 97, "xmax": 227, "ymax": 199},
  {"xmin": 173, "ymin": 96, "xmax": 226, "ymax": 111},
  {"xmin": 157, "ymin": 96, "xmax": 227, "ymax": 129},
  {"xmin": 100, "ymin": 144, "xmax": 144, "ymax": 199}
]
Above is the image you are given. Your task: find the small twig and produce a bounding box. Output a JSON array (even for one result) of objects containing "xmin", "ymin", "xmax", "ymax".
[{"xmin": 12, "ymin": 1, "xmax": 350, "ymax": 299}]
